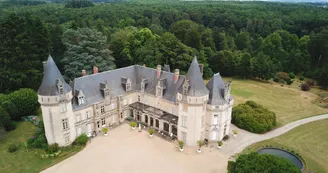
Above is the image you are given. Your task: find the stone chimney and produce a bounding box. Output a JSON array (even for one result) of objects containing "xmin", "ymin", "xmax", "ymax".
[
  {"xmin": 199, "ymin": 64, "xmax": 204, "ymax": 76},
  {"xmin": 156, "ymin": 65, "xmax": 161, "ymax": 78},
  {"xmin": 93, "ymin": 66, "xmax": 98, "ymax": 74},
  {"xmin": 174, "ymin": 69, "xmax": 179, "ymax": 83}
]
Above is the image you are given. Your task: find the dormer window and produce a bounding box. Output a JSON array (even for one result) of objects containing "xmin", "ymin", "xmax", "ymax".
[
  {"xmin": 75, "ymin": 90, "xmax": 85, "ymax": 106},
  {"xmin": 100, "ymin": 82, "xmax": 110, "ymax": 100},
  {"xmin": 156, "ymin": 78, "xmax": 166, "ymax": 97},
  {"xmin": 56, "ymin": 78, "xmax": 64, "ymax": 95},
  {"xmin": 78, "ymin": 95, "xmax": 85, "ymax": 105},
  {"xmin": 121, "ymin": 77, "xmax": 131, "ymax": 92},
  {"xmin": 183, "ymin": 80, "xmax": 190, "ymax": 95},
  {"xmin": 141, "ymin": 78, "xmax": 148, "ymax": 93}
]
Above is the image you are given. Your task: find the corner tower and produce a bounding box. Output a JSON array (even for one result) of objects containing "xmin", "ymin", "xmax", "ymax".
[
  {"xmin": 206, "ymin": 73, "xmax": 233, "ymax": 142},
  {"xmin": 37, "ymin": 55, "xmax": 76, "ymax": 146},
  {"xmin": 177, "ymin": 57, "xmax": 209, "ymax": 146}
]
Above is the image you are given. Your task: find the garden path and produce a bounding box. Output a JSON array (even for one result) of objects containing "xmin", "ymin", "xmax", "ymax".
[{"xmin": 222, "ymin": 114, "xmax": 328, "ymax": 157}]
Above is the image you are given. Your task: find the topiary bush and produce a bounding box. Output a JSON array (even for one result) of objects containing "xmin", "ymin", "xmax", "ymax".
[
  {"xmin": 301, "ymin": 83, "xmax": 310, "ymax": 91},
  {"xmin": 75, "ymin": 133, "xmax": 88, "ymax": 145},
  {"xmin": 8, "ymin": 144, "xmax": 19, "ymax": 153},
  {"xmin": 232, "ymin": 101, "xmax": 276, "ymax": 133}
]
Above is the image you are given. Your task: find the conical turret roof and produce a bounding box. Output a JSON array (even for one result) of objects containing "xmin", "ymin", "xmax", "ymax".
[
  {"xmin": 181, "ymin": 57, "xmax": 209, "ymax": 97},
  {"xmin": 206, "ymin": 73, "xmax": 228, "ymax": 105},
  {"xmin": 37, "ymin": 55, "xmax": 72, "ymax": 96}
]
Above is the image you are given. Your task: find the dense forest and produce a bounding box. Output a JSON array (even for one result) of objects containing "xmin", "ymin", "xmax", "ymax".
[{"xmin": 0, "ymin": 0, "xmax": 328, "ymax": 93}]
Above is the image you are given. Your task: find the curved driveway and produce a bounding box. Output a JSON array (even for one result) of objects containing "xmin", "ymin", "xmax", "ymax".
[{"xmin": 223, "ymin": 114, "xmax": 328, "ymax": 157}]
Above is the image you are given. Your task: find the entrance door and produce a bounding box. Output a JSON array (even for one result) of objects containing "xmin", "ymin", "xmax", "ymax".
[
  {"xmin": 145, "ymin": 115, "xmax": 148, "ymax": 124},
  {"xmin": 172, "ymin": 125, "xmax": 177, "ymax": 136},
  {"xmin": 211, "ymin": 131, "xmax": 217, "ymax": 140},
  {"xmin": 150, "ymin": 117, "xmax": 154, "ymax": 127},
  {"xmin": 163, "ymin": 122, "xmax": 169, "ymax": 132}
]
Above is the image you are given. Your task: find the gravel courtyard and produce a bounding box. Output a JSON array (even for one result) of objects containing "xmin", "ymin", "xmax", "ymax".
[{"xmin": 42, "ymin": 124, "xmax": 228, "ymax": 173}]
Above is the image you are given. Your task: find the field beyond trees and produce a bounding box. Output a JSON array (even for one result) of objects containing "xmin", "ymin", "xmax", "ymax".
[
  {"xmin": 243, "ymin": 118, "xmax": 328, "ymax": 173},
  {"xmin": 226, "ymin": 77, "xmax": 328, "ymax": 125}
]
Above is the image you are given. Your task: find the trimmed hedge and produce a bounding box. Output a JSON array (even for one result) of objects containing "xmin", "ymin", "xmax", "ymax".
[{"xmin": 232, "ymin": 101, "xmax": 276, "ymax": 133}]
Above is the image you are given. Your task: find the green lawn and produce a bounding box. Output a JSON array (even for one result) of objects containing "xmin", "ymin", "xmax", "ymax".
[
  {"xmin": 0, "ymin": 122, "xmax": 82, "ymax": 173},
  {"xmin": 243, "ymin": 119, "xmax": 328, "ymax": 173},
  {"xmin": 224, "ymin": 77, "xmax": 328, "ymax": 125}
]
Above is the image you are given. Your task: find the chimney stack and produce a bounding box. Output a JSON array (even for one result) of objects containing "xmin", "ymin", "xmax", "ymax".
[
  {"xmin": 82, "ymin": 70, "xmax": 86, "ymax": 76},
  {"xmin": 174, "ymin": 69, "xmax": 179, "ymax": 83},
  {"xmin": 199, "ymin": 64, "xmax": 204, "ymax": 77},
  {"xmin": 156, "ymin": 65, "xmax": 161, "ymax": 78},
  {"xmin": 93, "ymin": 66, "xmax": 98, "ymax": 74}
]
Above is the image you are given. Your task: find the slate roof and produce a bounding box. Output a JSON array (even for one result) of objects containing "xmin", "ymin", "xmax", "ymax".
[
  {"xmin": 206, "ymin": 73, "xmax": 233, "ymax": 105},
  {"xmin": 72, "ymin": 65, "xmax": 186, "ymax": 110},
  {"xmin": 179, "ymin": 57, "xmax": 209, "ymax": 97},
  {"xmin": 37, "ymin": 55, "xmax": 72, "ymax": 96},
  {"xmin": 163, "ymin": 64, "xmax": 171, "ymax": 72}
]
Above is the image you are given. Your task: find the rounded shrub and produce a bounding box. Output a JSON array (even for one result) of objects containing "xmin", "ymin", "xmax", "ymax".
[
  {"xmin": 232, "ymin": 101, "xmax": 276, "ymax": 133},
  {"xmin": 301, "ymin": 83, "xmax": 310, "ymax": 91},
  {"xmin": 288, "ymin": 72, "xmax": 296, "ymax": 79},
  {"xmin": 276, "ymin": 72, "xmax": 290, "ymax": 81},
  {"xmin": 8, "ymin": 144, "xmax": 19, "ymax": 153},
  {"xmin": 299, "ymin": 76, "xmax": 305, "ymax": 81},
  {"xmin": 286, "ymin": 78, "xmax": 293, "ymax": 85},
  {"xmin": 75, "ymin": 133, "xmax": 88, "ymax": 145}
]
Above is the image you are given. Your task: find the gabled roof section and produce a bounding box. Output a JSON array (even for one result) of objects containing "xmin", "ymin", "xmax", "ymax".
[
  {"xmin": 37, "ymin": 55, "xmax": 71, "ymax": 96},
  {"xmin": 206, "ymin": 73, "xmax": 230, "ymax": 105},
  {"xmin": 181, "ymin": 57, "xmax": 209, "ymax": 97}
]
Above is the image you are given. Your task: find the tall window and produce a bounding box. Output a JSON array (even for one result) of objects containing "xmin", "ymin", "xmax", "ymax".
[
  {"xmin": 213, "ymin": 115, "xmax": 218, "ymax": 125},
  {"xmin": 138, "ymin": 95, "xmax": 141, "ymax": 102},
  {"xmin": 101, "ymin": 118, "xmax": 105, "ymax": 125},
  {"xmin": 62, "ymin": 118, "xmax": 68, "ymax": 130},
  {"xmin": 101, "ymin": 106, "xmax": 105, "ymax": 114},
  {"xmin": 86, "ymin": 111, "xmax": 90, "ymax": 119},
  {"xmin": 182, "ymin": 116, "xmax": 187, "ymax": 128},
  {"xmin": 97, "ymin": 121, "xmax": 100, "ymax": 128},
  {"xmin": 60, "ymin": 101, "xmax": 67, "ymax": 113},
  {"xmin": 156, "ymin": 86, "xmax": 162, "ymax": 97},
  {"xmin": 59, "ymin": 86, "xmax": 64, "ymax": 95},
  {"xmin": 156, "ymin": 119, "xmax": 159, "ymax": 128}
]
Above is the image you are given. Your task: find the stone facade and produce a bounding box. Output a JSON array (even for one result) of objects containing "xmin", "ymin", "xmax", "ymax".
[{"xmin": 38, "ymin": 55, "xmax": 233, "ymax": 147}]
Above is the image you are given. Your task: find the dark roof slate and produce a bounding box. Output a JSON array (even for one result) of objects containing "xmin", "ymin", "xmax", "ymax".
[
  {"xmin": 180, "ymin": 57, "xmax": 209, "ymax": 97},
  {"xmin": 37, "ymin": 55, "xmax": 72, "ymax": 96},
  {"xmin": 206, "ymin": 73, "xmax": 232, "ymax": 105}
]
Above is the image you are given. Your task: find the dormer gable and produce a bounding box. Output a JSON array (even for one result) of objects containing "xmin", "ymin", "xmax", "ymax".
[
  {"xmin": 56, "ymin": 78, "xmax": 64, "ymax": 95},
  {"xmin": 121, "ymin": 77, "xmax": 131, "ymax": 92},
  {"xmin": 141, "ymin": 78, "xmax": 148, "ymax": 93}
]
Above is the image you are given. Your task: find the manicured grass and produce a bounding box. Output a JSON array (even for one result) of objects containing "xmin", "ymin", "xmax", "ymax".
[
  {"xmin": 243, "ymin": 119, "xmax": 328, "ymax": 173},
  {"xmin": 0, "ymin": 122, "xmax": 82, "ymax": 173},
  {"xmin": 223, "ymin": 77, "xmax": 328, "ymax": 125}
]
